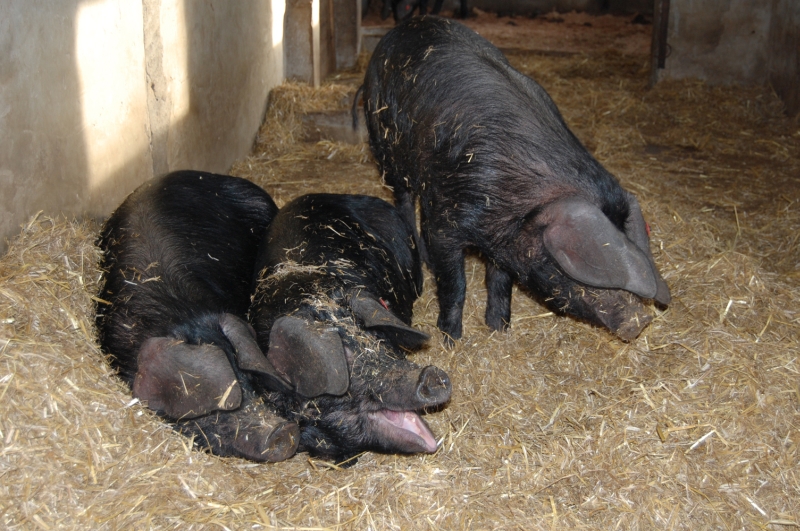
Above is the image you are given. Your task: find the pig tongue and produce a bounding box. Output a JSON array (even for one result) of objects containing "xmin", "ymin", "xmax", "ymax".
[{"xmin": 378, "ymin": 410, "xmax": 438, "ymax": 453}]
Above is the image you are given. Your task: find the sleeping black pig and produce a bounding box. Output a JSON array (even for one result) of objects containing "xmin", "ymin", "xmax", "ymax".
[
  {"xmin": 96, "ymin": 171, "xmax": 335, "ymax": 462},
  {"xmin": 360, "ymin": 16, "xmax": 670, "ymax": 342},
  {"xmin": 249, "ymin": 194, "xmax": 452, "ymax": 463}
]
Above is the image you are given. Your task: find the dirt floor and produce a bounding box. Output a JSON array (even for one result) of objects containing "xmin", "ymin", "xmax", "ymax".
[
  {"xmin": 364, "ymin": 6, "xmax": 652, "ymax": 56},
  {"xmin": 2, "ymin": 11, "xmax": 799, "ymax": 531}
]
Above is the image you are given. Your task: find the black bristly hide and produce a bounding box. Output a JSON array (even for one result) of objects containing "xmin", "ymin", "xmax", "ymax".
[
  {"xmin": 249, "ymin": 194, "xmax": 452, "ymax": 464},
  {"xmin": 360, "ymin": 16, "xmax": 670, "ymax": 342},
  {"xmin": 96, "ymin": 170, "xmax": 298, "ymax": 463}
]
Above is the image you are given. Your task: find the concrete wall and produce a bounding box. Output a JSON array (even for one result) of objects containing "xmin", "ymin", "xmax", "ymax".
[
  {"xmin": 436, "ymin": 0, "xmax": 651, "ymax": 15},
  {"xmin": 657, "ymin": 0, "xmax": 799, "ymax": 117},
  {"xmin": 0, "ymin": 0, "xmax": 285, "ymax": 255},
  {"xmin": 661, "ymin": 0, "xmax": 771, "ymax": 85},
  {"xmin": 767, "ymin": 0, "xmax": 800, "ymax": 116}
]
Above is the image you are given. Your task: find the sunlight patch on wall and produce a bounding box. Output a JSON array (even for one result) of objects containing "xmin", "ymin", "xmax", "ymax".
[
  {"xmin": 159, "ymin": 0, "xmax": 192, "ymax": 125},
  {"xmin": 272, "ymin": 0, "xmax": 285, "ymax": 49},
  {"xmin": 75, "ymin": 0, "xmax": 150, "ymax": 192}
]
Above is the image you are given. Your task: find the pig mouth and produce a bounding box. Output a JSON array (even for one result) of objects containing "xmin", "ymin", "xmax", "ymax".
[{"xmin": 368, "ymin": 409, "xmax": 439, "ymax": 454}]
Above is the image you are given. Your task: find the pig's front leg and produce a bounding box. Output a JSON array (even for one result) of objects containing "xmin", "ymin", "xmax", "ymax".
[
  {"xmin": 427, "ymin": 235, "xmax": 467, "ymax": 343},
  {"xmin": 485, "ymin": 262, "xmax": 512, "ymax": 331}
]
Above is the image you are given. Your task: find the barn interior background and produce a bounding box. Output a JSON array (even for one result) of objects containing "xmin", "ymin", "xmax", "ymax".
[{"xmin": 1, "ymin": 0, "xmax": 798, "ymax": 529}]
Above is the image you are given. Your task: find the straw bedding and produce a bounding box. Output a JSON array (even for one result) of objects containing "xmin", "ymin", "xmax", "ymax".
[{"xmin": 1, "ymin": 12, "xmax": 798, "ymax": 530}]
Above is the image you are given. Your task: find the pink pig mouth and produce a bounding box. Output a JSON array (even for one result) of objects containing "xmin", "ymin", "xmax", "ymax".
[{"xmin": 368, "ymin": 409, "xmax": 439, "ymax": 454}]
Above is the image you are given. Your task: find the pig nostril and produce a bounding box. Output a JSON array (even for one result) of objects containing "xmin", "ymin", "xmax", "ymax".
[{"xmin": 416, "ymin": 366, "xmax": 452, "ymax": 404}]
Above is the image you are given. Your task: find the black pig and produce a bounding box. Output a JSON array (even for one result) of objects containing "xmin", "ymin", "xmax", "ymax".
[
  {"xmin": 97, "ymin": 171, "xmax": 333, "ymax": 462},
  {"xmin": 360, "ymin": 16, "xmax": 670, "ymax": 342},
  {"xmin": 249, "ymin": 194, "xmax": 452, "ymax": 463}
]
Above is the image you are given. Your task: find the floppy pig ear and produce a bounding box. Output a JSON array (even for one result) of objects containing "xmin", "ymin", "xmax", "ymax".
[
  {"xmin": 623, "ymin": 193, "xmax": 671, "ymax": 305},
  {"xmin": 218, "ymin": 313, "xmax": 291, "ymax": 393},
  {"xmin": 132, "ymin": 337, "xmax": 241, "ymax": 420},
  {"xmin": 348, "ymin": 290, "xmax": 430, "ymax": 350},
  {"xmin": 542, "ymin": 198, "xmax": 659, "ymax": 299},
  {"xmin": 265, "ymin": 316, "xmax": 349, "ymax": 398}
]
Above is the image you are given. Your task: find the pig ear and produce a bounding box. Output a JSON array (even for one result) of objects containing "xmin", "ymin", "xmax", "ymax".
[
  {"xmin": 265, "ymin": 316, "xmax": 349, "ymax": 398},
  {"xmin": 623, "ymin": 193, "xmax": 671, "ymax": 305},
  {"xmin": 348, "ymin": 291, "xmax": 430, "ymax": 350},
  {"xmin": 217, "ymin": 313, "xmax": 292, "ymax": 393},
  {"xmin": 132, "ymin": 337, "xmax": 242, "ymax": 420},
  {"xmin": 542, "ymin": 198, "xmax": 659, "ymax": 299}
]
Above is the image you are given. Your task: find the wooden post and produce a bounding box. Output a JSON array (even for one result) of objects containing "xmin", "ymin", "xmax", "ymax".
[
  {"xmin": 333, "ymin": 0, "xmax": 361, "ymax": 70},
  {"xmin": 650, "ymin": 0, "xmax": 671, "ymax": 87}
]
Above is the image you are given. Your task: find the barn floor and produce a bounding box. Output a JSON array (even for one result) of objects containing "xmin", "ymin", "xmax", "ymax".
[{"xmin": 2, "ymin": 11, "xmax": 799, "ymax": 531}]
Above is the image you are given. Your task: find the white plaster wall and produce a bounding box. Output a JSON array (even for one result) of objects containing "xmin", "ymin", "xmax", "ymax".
[
  {"xmin": 0, "ymin": 0, "xmax": 285, "ymax": 255},
  {"xmin": 76, "ymin": 1, "xmax": 153, "ymax": 206},
  {"xmin": 0, "ymin": 1, "xmax": 152, "ymax": 253}
]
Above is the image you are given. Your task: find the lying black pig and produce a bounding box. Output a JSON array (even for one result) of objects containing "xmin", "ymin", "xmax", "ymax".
[
  {"xmin": 249, "ymin": 193, "xmax": 452, "ymax": 463},
  {"xmin": 96, "ymin": 170, "xmax": 333, "ymax": 462},
  {"xmin": 360, "ymin": 16, "xmax": 670, "ymax": 342}
]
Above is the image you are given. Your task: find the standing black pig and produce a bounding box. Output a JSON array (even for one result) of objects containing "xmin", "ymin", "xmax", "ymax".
[
  {"xmin": 249, "ymin": 194, "xmax": 452, "ymax": 463},
  {"xmin": 96, "ymin": 170, "xmax": 335, "ymax": 462},
  {"xmin": 360, "ymin": 16, "xmax": 670, "ymax": 342}
]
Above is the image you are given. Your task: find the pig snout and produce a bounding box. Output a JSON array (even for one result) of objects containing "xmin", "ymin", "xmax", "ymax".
[
  {"xmin": 371, "ymin": 362, "xmax": 452, "ymax": 410},
  {"xmin": 363, "ymin": 364, "xmax": 451, "ymax": 454},
  {"xmin": 581, "ymin": 288, "xmax": 653, "ymax": 341},
  {"xmin": 415, "ymin": 365, "xmax": 451, "ymax": 406},
  {"xmin": 363, "ymin": 365, "xmax": 451, "ymax": 454}
]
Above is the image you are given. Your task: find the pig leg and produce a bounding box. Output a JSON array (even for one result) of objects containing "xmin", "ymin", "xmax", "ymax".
[
  {"xmin": 426, "ymin": 236, "xmax": 467, "ymax": 342},
  {"xmin": 177, "ymin": 394, "xmax": 299, "ymax": 462},
  {"xmin": 485, "ymin": 263, "xmax": 512, "ymax": 331}
]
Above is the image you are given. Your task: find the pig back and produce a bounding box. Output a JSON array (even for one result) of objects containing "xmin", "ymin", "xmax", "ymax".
[
  {"xmin": 96, "ymin": 171, "xmax": 278, "ymax": 383},
  {"xmin": 254, "ymin": 194, "xmax": 422, "ymax": 324},
  {"xmin": 364, "ymin": 16, "xmax": 611, "ymax": 222}
]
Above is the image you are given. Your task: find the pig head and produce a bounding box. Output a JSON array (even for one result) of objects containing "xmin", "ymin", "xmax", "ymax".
[
  {"xmin": 250, "ymin": 283, "xmax": 451, "ymax": 463},
  {"xmin": 511, "ymin": 194, "xmax": 670, "ymax": 340},
  {"xmin": 248, "ymin": 194, "xmax": 452, "ymax": 463}
]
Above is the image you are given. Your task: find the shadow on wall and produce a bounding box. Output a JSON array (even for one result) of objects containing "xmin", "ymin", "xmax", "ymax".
[
  {"xmin": 0, "ymin": 0, "xmax": 283, "ymax": 255},
  {"xmin": 0, "ymin": 2, "xmax": 90, "ymax": 253},
  {"xmin": 87, "ymin": 0, "xmax": 284, "ymax": 222}
]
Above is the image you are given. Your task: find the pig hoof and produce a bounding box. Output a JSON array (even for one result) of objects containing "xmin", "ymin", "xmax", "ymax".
[
  {"xmin": 232, "ymin": 421, "xmax": 300, "ymax": 462},
  {"xmin": 437, "ymin": 316, "xmax": 462, "ymax": 344},
  {"xmin": 440, "ymin": 332, "xmax": 458, "ymax": 348},
  {"xmin": 485, "ymin": 313, "xmax": 510, "ymax": 332}
]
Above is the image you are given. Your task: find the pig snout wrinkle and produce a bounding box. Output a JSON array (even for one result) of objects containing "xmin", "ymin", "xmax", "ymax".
[{"xmin": 416, "ymin": 366, "xmax": 452, "ymax": 405}]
